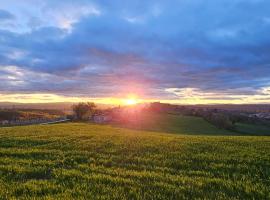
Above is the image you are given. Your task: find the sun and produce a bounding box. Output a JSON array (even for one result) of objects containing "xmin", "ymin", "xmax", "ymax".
[{"xmin": 125, "ymin": 98, "xmax": 137, "ymax": 105}]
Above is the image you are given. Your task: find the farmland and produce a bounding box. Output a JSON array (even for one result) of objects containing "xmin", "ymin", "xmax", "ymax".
[{"xmin": 0, "ymin": 123, "xmax": 269, "ymax": 199}]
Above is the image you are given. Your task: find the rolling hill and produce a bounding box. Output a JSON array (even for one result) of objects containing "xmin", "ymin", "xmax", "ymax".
[{"xmin": 114, "ymin": 112, "xmax": 236, "ymax": 135}]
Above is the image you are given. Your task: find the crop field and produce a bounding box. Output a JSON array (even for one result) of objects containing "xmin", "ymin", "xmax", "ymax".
[{"xmin": 0, "ymin": 123, "xmax": 270, "ymax": 199}]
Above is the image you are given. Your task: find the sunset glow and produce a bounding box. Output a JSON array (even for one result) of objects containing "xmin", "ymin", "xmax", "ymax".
[
  {"xmin": 0, "ymin": 90, "xmax": 270, "ymax": 105},
  {"xmin": 125, "ymin": 98, "xmax": 138, "ymax": 105}
]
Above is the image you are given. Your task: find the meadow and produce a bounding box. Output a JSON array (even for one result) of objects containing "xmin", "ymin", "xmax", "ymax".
[
  {"xmin": 115, "ymin": 112, "xmax": 236, "ymax": 135},
  {"xmin": 118, "ymin": 112, "xmax": 270, "ymax": 136},
  {"xmin": 0, "ymin": 122, "xmax": 269, "ymax": 199},
  {"xmin": 235, "ymin": 123, "xmax": 270, "ymax": 136}
]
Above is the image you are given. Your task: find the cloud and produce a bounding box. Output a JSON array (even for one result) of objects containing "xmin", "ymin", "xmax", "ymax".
[
  {"xmin": 165, "ymin": 87, "xmax": 270, "ymax": 104},
  {"xmin": 0, "ymin": 0, "xmax": 270, "ymax": 103},
  {"xmin": 0, "ymin": 1, "xmax": 101, "ymax": 33},
  {"xmin": 124, "ymin": 16, "xmax": 144, "ymax": 24},
  {"xmin": 0, "ymin": 9, "xmax": 15, "ymax": 21},
  {"xmin": 44, "ymin": 2, "xmax": 101, "ymax": 31}
]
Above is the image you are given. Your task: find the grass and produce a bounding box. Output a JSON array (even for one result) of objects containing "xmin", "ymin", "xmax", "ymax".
[
  {"xmin": 114, "ymin": 112, "xmax": 236, "ymax": 135},
  {"xmin": 0, "ymin": 123, "xmax": 269, "ymax": 199},
  {"xmin": 235, "ymin": 123, "xmax": 270, "ymax": 136}
]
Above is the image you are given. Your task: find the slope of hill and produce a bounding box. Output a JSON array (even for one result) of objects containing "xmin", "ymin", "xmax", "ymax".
[
  {"xmin": 0, "ymin": 123, "xmax": 269, "ymax": 199},
  {"xmin": 114, "ymin": 112, "xmax": 236, "ymax": 135},
  {"xmin": 235, "ymin": 123, "xmax": 270, "ymax": 135}
]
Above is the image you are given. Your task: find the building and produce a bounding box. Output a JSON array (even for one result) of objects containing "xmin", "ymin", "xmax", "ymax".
[
  {"xmin": 93, "ymin": 114, "xmax": 112, "ymax": 124},
  {"xmin": 0, "ymin": 120, "xmax": 9, "ymax": 126}
]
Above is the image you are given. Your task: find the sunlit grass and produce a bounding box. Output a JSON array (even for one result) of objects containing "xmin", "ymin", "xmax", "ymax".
[{"xmin": 0, "ymin": 123, "xmax": 269, "ymax": 199}]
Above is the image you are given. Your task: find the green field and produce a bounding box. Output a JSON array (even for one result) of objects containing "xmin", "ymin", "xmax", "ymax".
[
  {"xmin": 235, "ymin": 123, "xmax": 270, "ymax": 136},
  {"xmin": 114, "ymin": 112, "xmax": 236, "ymax": 135},
  {"xmin": 0, "ymin": 123, "xmax": 269, "ymax": 199}
]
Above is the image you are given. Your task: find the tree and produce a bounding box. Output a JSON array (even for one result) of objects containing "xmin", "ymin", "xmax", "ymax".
[
  {"xmin": 210, "ymin": 113, "xmax": 235, "ymax": 130},
  {"xmin": 72, "ymin": 102, "xmax": 96, "ymax": 121}
]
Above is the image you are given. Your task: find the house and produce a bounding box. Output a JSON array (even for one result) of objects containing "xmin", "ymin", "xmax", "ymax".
[
  {"xmin": 249, "ymin": 113, "xmax": 270, "ymax": 120},
  {"xmin": 93, "ymin": 114, "xmax": 112, "ymax": 123},
  {"xmin": 0, "ymin": 120, "xmax": 9, "ymax": 126}
]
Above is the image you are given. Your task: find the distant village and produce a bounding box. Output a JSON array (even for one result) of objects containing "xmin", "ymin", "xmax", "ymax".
[{"xmin": 1, "ymin": 102, "xmax": 270, "ymax": 131}]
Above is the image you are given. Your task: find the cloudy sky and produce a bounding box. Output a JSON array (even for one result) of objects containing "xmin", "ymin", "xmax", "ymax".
[{"xmin": 0, "ymin": 0, "xmax": 270, "ymax": 104}]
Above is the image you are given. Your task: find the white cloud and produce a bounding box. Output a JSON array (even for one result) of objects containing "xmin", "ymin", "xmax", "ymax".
[
  {"xmin": 0, "ymin": 1, "xmax": 101, "ymax": 33},
  {"xmin": 0, "ymin": 65, "xmax": 54, "ymax": 88},
  {"xmin": 123, "ymin": 4, "xmax": 162, "ymax": 24},
  {"xmin": 48, "ymin": 4, "xmax": 101, "ymax": 31},
  {"xmin": 6, "ymin": 49, "xmax": 28, "ymax": 60},
  {"xmin": 124, "ymin": 16, "xmax": 144, "ymax": 24},
  {"xmin": 165, "ymin": 87, "xmax": 270, "ymax": 104},
  {"xmin": 260, "ymin": 86, "xmax": 270, "ymax": 95}
]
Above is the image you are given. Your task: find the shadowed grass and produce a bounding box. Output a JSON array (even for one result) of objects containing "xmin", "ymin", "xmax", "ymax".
[{"xmin": 235, "ymin": 123, "xmax": 270, "ymax": 136}]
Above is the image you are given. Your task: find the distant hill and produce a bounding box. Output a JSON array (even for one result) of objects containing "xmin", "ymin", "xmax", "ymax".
[
  {"xmin": 1, "ymin": 102, "xmax": 270, "ymax": 113},
  {"xmin": 0, "ymin": 102, "xmax": 73, "ymax": 111},
  {"xmin": 189, "ymin": 104, "xmax": 270, "ymax": 113},
  {"xmin": 0, "ymin": 109, "xmax": 66, "ymax": 121},
  {"xmin": 0, "ymin": 102, "xmax": 113, "ymax": 113}
]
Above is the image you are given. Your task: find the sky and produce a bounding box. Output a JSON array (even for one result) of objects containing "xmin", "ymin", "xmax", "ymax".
[{"xmin": 0, "ymin": 0, "xmax": 270, "ymax": 104}]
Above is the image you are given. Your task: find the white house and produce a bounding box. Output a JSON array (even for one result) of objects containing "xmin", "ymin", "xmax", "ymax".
[
  {"xmin": 93, "ymin": 114, "xmax": 112, "ymax": 123},
  {"xmin": 0, "ymin": 120, "xmax": 9, "ymax": 126}
]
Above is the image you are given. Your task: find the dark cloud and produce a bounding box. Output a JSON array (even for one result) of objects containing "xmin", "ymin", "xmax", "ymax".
[{"xmin": 0, "ymin": 0, "xmax": 270, "ymax": 101}]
